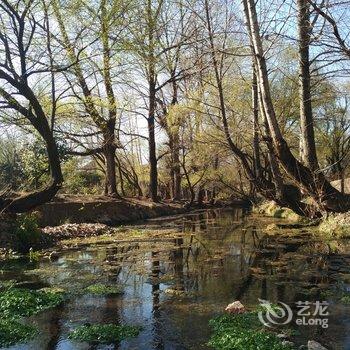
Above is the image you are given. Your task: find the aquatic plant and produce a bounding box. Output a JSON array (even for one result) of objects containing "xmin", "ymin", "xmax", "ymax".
[
  {"xmin": 340, "ymin": 294, "xmax": 350, "ymax": 304},
  {"xmin": 0, "ymin": 319, "xmax": 37, "ymax": 347},
  {"xmin": 84, "ymin": 283, "xmax": 123, "ymax": 296},
  {"xmin": 0, "ymin": 288, "xmax": 64, "ymax": 318},
  {"xmin": 68, "ymin": 324, "xmax": 141, "ymax": 343},
  {"xmin": 208, "ymin": 313, "xmax": 294, "ymax": 350}
]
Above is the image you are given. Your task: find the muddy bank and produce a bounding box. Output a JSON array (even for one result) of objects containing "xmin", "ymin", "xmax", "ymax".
[
  {"xmin": 35, "ymin": 195, "xmax": 248, "ymax": 227},
  {"xmin": 36, "ymin": 196, "xmax": 186, "ymax": 227}
]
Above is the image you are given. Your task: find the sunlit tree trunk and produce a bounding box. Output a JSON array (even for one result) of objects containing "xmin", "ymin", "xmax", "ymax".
[
  {"xmin": 298, "ymin": 0, "xmax": 318, "ymax": 170},
  {"xmin": 146, "ymin": 0, "xmax": 159, "ymax": 202}
]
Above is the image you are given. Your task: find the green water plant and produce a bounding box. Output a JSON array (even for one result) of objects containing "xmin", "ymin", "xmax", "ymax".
[
  {"xmin": 0, "ymin": 287, "xmax": 65, "ymax": 346},
  {"xmin": 0, "ymin": 319, "xmax": 38, "ymax": 347},
  {"xmin": 208, "ymin": 313, "xmax": 294, "ymax": 350},
  {"xmin": 84, "ymin": 283, "xmax": 123, "ymax": 296},
  {"xmin": 340, "ymin": 294, "xmax": 350, "ymax": 304},
  {"xmin": 68, "ymin": 324, "xmax": 141, "ymax": 344},
  {"xmin": 0, "ymin": 287, "xmax": 65, "ymax": 318}
]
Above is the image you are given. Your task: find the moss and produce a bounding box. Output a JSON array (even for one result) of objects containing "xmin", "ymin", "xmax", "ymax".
[
  {"xmin": 0, "ymin": 319, "xmax": 37, "ymax": 347},
  {"xmin": 0, "ymin": 288, "xmax": 64, "ymax": 319},
  {"xmin": 254, "ymin": 201, "xmax": 301, "ymax": 222},
  {"xmin": 38, "ymin": 287, "xmax": 66, "ymax": 294},
  {"xmin": 84, "ymin": 283, "xmax": 123, "ymax": 296},
  {"xmin": 318, "ymin": 213, "xmax": 350, "ymax": 238},
  {"xmin": 68, "ymin": 324, "xmax": 141, "ymax": 344},
  {"xmin": 208, "ymin": 313, "xmax": 294, "ymax": 350}
]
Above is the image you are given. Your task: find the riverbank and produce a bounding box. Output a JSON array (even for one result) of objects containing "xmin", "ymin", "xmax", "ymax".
[
  {"xmin": 255, "ymin": 200, "xmax": 350, "ymax": 238},
  {"xmin": 0, "ymin": 196, "xmax": 247, "ymax": 253},
  {"xmin": 36, "ymin": 195, "xmax": 187, "ymax": 227}
]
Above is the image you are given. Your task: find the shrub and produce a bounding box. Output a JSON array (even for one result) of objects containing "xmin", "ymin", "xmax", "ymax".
[
  {"xmin": 340, "ymin": 294, "xmax": 350, "ymax": 304},
  {"xmin": 12, "ymin": 213, "xmax": 41, "ymax": 253}
]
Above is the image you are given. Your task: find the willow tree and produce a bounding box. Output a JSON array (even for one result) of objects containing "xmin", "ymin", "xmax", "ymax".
[{"xmin": 52, "ymin": 0, "xmax": 127, "ymax": 197}]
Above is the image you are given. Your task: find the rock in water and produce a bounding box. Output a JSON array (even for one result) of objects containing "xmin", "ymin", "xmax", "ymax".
[
  {"xmin": 49, "ymin": 251, "xmax": 59, "ymax": 261},
  {"xmin": 308, "ymin": 340, "xmax": 328, "ymax": 350},
  {"xmin": 225, "ymin": 301, "xmax": 245, "ymax": 314}
]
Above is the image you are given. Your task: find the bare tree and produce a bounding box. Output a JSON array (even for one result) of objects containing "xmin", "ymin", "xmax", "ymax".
[{"xmin": 0, "ymin": 0, "xmax": 63, "ymax": 212}]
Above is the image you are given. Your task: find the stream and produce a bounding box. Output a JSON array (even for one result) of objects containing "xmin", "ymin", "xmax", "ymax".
[{"xmin": 1, "ymin": 208, "xmax": 350, "ymax": 350}]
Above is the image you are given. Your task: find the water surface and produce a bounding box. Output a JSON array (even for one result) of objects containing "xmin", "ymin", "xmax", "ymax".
[{"xmin": 1, "ymin": 208, "xmax": 350, "ymax": 350}]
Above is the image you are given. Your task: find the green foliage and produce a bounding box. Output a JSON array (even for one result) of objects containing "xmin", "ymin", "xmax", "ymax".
[
  {"xmin": 12, "ymin": 213, "xmax": 42, "ymax": 253},
  {"xmin": 68, "ymin": 324, "xmax": 141, "ymax": 344},
  {"xmin": 0, "ymin": 288, "xmax": 64, "ymax": 319},
  {"xmin": 0, "ymin": 319, "xmax": 37, "ymax": 347},
  {"xmin": 0, "ymin": 138, "xmax": 24, "ymax": 190},
  {"xmin": 208, "ymin": 313, "xmax": 294, "ymax": 350},
  {"xmin": 84, "ymin": 283, "xmax": 123, "ymax": 296},
  {"xmin": 20, "ymin": 139, "xmax": 50, "ymax": 190},
  {"xmin": 29, "ymin": 249, "xmax": 41, "ymax": 262},
  {"xmin": 62, "ymin": 158, "xmax": 103, "ymax": 194}
]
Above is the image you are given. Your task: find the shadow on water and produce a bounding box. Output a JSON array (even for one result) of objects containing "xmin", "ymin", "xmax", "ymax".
[{"xmin": 1, "ymin": 208, "xmax": 350, "ymax": 349}]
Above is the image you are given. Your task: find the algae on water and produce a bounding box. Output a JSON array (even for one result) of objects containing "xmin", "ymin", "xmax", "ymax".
[{"xmin": 84, "ymin": 283, "xmax": 123, "ymax": 296}]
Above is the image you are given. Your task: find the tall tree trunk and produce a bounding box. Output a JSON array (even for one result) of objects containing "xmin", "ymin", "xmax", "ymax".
[
  {"xmin": 103, "ymin": 131, "xmax": 118, "ymax": 196},
  {"xmin": 298, "ymin": 0, "xmax": 318, "ymax": 170},
  {"xmin": 148, "ymin": 82, "xmax": 158, "ymax": 201},
  {"xmin": 170, "ymin": 133, "xmax": 181, "ymax": 200},
  {"xmin": 101, "ymin": 0, "xmax": 119, "ymax": 196},
  {"xmin": 252, "ymin": 67, "xmax": 261, "ymax": 178},
  {"xmin": 147, "ymin": 0, "xmax": 159, "ymax": 202}
]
